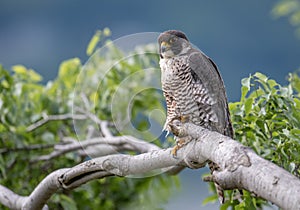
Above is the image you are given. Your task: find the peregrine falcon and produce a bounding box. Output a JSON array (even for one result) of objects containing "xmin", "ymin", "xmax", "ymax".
[{"xmin": 158, "ymin": 30, "xmax": 234, "ymax": 204}]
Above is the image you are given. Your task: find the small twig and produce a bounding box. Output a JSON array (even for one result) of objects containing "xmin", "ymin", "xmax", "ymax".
[
  {"xmin": 32, "ymin": 135, "xmax": 160, "ymax": 162},
  {"xmin": 86, "ymin": 125, "xmax": 96, "ymax": 139},
  {"xmin": 100, "ymin": 121, "xmax": 113, "ymax": 137},
  {"xmin": 26, "ymin": 113, "xmax": 87, "ymax": 132},
  {"xmin": 0, "ymin": 143, "xmax": 56, "ymax": 154},
  {"xmin": 74, "ymin": 106, "xmax": 113, "ymax": 137},
  {"xmin": 80, "ymin": 93, "xmax": 92, "ymax": 110}
]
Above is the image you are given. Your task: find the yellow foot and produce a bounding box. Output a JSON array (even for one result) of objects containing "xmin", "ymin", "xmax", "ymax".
[
  {"xmin": 171, "ymin": 145, "xmax": 179, "ymax": 157},
  {"xmin": 171, "ymin": 136, "xmax": 191, "ymax": 158}
]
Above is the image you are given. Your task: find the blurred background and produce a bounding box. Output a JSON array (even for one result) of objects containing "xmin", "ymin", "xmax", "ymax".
[{"xmin": 1, "ymin": 0, "xmax": 299, "ymax": 209}]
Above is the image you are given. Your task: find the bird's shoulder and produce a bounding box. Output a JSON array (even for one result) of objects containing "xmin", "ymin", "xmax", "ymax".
[{"xmin": 186, "ymin": 48, "xmax": 224, "ymax": 89}]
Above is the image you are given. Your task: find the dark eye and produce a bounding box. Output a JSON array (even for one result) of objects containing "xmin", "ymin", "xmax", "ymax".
[{"xmin": 170, "ymin": 37, "xmax": 177, "ymax": 43}]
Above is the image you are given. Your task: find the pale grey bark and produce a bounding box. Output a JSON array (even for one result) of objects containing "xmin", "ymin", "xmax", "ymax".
[
  {"xmin": 26, "ymin": 113, "xmax": 87, "ymax": 132},
  {"xmin": 0, "ymin": 185, "xmax": 28, "ymax": 210},
  {"xmin": 33, "ymin": 135, "xmax": 160, "ymax": 162},
  {"xmin": 0, "ymin": 122, "xmax": 299, "ymax": 210},
  {"xmin": 170, "ymin": 121, "xmax": 300, "ymax": 210}
]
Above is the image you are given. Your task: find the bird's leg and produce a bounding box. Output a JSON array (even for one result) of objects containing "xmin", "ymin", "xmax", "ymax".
[
  {"xmin": 163, "ymin": 99, "xmax": 178, "ymax": 136},
  {"xmin": 170, "ymin": 115, "xmax": 191, "ymax": 157},
  {"xmin": 171, "ymin": 135, "xmax": 192, "ymax": 157}
]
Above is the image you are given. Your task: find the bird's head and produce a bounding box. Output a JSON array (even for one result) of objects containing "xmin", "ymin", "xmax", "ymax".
[{"xmin": 158, "ymin": 30, "xmax": 190, "ymax": 59}]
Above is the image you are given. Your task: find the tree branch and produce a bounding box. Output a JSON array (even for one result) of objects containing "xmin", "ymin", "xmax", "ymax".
[
  {"xmin": 170, "ymin": 121, "xmax": 300, "ymax": 209},
  {"xmin": 26, "ymin": 113, "xmax": 87, "ymax": 132},
  {"xmin": 1, "ymin": 149, "xmax": 183, "ymax": 210},
  {"xmin": 1, "ymin": 122, "xmax": 299, "ymax": 209},
  {"xmin": 32, "ymin": 135, "xmax": 161, "ymax": 162},
  {"xmin": 0, "ymin": 185, "xmax": 29, "ymax": 210},
  {"xmin": 74, "ymin": 106, "xmax": 113, "ymax": 137},
  {"xmin": 0, "ymin": 143, "xmax": 56, "ymax": 154}
]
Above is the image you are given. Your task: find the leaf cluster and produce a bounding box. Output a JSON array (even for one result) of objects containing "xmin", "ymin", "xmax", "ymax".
[
  {"xmin": 224, "ymin": 72, "xmax": 300, "ymax": 209},
  {"xmin": 272, "ymin": 0, "xmax": 300, "ymax": 37},
  {"xmin": 0, "ymin": 30, "xmax": 176, "ymax": 210}
]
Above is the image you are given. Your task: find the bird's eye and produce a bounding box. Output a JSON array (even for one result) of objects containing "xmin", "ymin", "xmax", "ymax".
[{"xmin": 170, "ymin": 37, "xmax": 177, "ymax": 43}]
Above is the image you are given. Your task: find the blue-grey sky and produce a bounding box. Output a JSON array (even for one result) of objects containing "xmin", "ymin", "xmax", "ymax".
[
  {"xmin": 0, "ymin": 1, "xmax": 297, "ymax": 209},
  {"xmin": 1, "ymin": 0, "xmax": 300, "ymax": 102}
]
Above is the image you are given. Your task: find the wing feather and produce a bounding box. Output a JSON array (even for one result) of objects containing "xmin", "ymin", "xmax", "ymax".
[{"xmin": 188, "ymin": 49, "xmax": 234, "ymax": 137}]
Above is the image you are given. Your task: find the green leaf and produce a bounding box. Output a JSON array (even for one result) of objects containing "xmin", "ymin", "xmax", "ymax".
[
  {"xmin": 58, "ymin": 58, "xmax": 81, "ymax": 78},
  {"xmin": 60, "ymin": 194, "xmax": 78, "ymax": 210},
  {"xmin": 267, "ymin": 79, "xmax": 278, "ymax": 89},
  {"xmin": 291, "ymin": 128, "xmax": 300, "ymax": 136},
  {"xmin": 244, "ymin": 97, "xmax": 253, "ymax": 115},
  {"xmin": 202, "ymin": 194, "xmax": 218, "ymax": 205},
  {"xmin": 272, "ymin": 1, "xmax": 300, "ymax": 17},
  {"xmin": 0, "ymin": 156, "xmax": 7, "ymax": 179},
  {"xmin": 290, "ymin": 72, "xmax": 300, "ymax": 93},
  {"xmin": 240, "ymin": 76, "xmax": 252, "ymax": 101},
  {"xmin": 294, "ymin": 98, "xmax": 300, "ymax": 108},
  {"xmin": 12, "ymin": 65, "xmax": 27, "ymax": 75},
  {"xmin": 220, "ymin": 200, "xmax": 232, "ymax": 210},
  {"xmin": 28, "ymin": 69, "xmax": 42, "ymax": 82},
  {"xmin": 86, "ymin": 30, "xmax": 101, "ymax": 56},
  {"xmin": 241, "ymin": 86, "xmax": 249, "ymax": 101},
  {"xmin": 103, "ymin": 27, "xmax": 111, "ymax": 36},
  {"xmin": 254, "ymin": 72, "xmax": 268, "ymax": 82},
  {"xmin": 41, "ymin": 132, "xmax": 55, "ymax": 143},
  {"xmin": 241, "ymin": 77, "xmax": 251, "ymax": 88}
]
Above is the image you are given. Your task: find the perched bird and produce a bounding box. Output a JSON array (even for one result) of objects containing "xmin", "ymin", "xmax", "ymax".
[{"xmin": 158, "ymin": 30, "xmax": 234, "ymax": 204}]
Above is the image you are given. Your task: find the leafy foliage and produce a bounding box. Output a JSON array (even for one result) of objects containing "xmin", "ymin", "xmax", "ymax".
[
  {"xmin": 272, "ymin": 0, "xmax": 300, "ymax": 37},
  {"xmin": 203, "ymin": 72, "xmax": 300, "ymax": 209},
  {"xmin": 1, "ymin": 28, "xmax": 299, "ymax": 210},
  {"xmin": 231, "ymin": 72, "xmax": 300, "ymax": 177},
  {"xmin": 0, "ymin": 30, "xmax": 177, "ymax": 209},
  {"xmin": 225, "ymin": 72, "xmax": 300, "ymax": 208}
]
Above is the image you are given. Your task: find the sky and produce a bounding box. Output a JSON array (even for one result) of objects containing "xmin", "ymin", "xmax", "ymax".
[
  {"xmin": 1, "ymin": 0, "xmax": 300, "ymax": 101},
  {"xmin": 0, "ymin": 1, "xmax": 298, "ymax": 209}
]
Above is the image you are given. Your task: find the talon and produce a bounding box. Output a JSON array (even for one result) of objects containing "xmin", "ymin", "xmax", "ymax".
[
  {"xmin": 171, "ymin": 136, "xmax": 192, "ymax": 158},
  {"xmin": 169, "ymin": 122, "xmax": 180, "ymax": 136},
  {"xmin": 163, "ymin": 119, "xmax": 172, "ymax": 133},
  {"xmin": 171, "ymin": 145, "xmax": 179, "ymax": 158},
  {"xmin": 163, "ymin": 122, "xmax": 168, "ymax": 131},
  {"xmin": 165, "ymin": 130, "xmax": 170, "ymax": 137}
]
